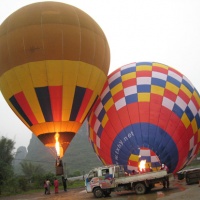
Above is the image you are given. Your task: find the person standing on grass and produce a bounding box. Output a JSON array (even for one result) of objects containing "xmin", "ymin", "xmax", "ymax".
[
  {"xmin": 62, "ymin": 175, "xmax": 68, "ymax": 192},
  {"xmin": 46, "ymin": 179, "xmax": 51, "ymax": 194},
  {"xmin": 54, "ymin": 177, "xmax": 59, "ymax": 194},
  {"xmin": 44, "ymin": 179, "xmax": 48, "ymax": 194}
]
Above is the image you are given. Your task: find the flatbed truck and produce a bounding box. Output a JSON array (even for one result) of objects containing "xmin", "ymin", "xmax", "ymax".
[{"xmin": 85, "ymin": 165, "xmax": 168, "ymax": 198}]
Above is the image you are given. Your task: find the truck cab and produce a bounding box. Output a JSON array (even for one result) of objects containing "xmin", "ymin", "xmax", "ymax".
[{"xmin": 85, "ymin": 165, "xmax": 123, "ymax": 197}]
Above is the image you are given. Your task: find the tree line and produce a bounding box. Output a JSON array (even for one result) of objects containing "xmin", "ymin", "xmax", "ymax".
[{"xmin": 0, "ymin": 136, "xmax": 84, "ymax": 197}]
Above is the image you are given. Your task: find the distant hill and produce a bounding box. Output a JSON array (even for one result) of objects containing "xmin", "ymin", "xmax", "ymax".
[
  {"xmin": 18, "ymin": 121, "xmax": 102, "ymax": 175},
  {"xmin": 62, "ymin": 122, "xmax": 103, "ymax": 175},
  {"xmin": 13, "ymin": 146, "xmax": 27, "ymax": 174}
]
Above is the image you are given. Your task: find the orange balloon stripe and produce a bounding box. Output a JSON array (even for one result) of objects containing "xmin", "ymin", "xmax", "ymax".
[
  {"xmin": 75, "ymin": 88, "xmax": 93, "ymax": 122},
  {"xmin": 49, "ymin": 86, "xmax": 62, "ymax": 122},
  {"xmin": 13, "ymin": 92, "xmax": 38, "ymax": 125}
]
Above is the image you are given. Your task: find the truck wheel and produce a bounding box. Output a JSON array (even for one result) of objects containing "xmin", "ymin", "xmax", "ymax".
[
  {"xmin": 93, "ymin": 187, "xmax": 103, "ymax": 198},
  {"xmin": 135, "ymin": 183, "xmax": 146, "ymax": 195}
]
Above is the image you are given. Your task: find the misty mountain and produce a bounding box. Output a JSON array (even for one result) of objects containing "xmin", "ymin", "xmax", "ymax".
[
  {"xmin": 15, "ymin": 121, "xmax": 102, "ymax": 175},
  {"xmin": 13, "ymin": 146, "xmax": 27, "ymax": 174}
]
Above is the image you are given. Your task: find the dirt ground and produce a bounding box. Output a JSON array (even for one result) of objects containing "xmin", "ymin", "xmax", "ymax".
[{"xmin": 0, "ymin": 178, "xmax": 199, "ymax": 200}]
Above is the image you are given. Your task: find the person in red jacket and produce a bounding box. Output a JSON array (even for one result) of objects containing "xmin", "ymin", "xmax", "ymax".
[{"xmin": 54, "ymin": 177, "xmax": 59, "ymax": 194}]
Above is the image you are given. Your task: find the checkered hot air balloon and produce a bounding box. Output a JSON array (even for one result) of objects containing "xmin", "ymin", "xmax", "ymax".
[
  {"xmin": 88, "ymin": 62, "xmax": 200, "ymax": 173},
  {"xmin": 0, "ymin": 2, "xmax": 110, "ymax": 157}
]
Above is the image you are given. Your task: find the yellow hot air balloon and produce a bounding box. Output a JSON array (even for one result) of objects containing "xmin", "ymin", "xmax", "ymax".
[{"xmin": 0, "ymin": 2, "xmax": 110, "ymax": 158}]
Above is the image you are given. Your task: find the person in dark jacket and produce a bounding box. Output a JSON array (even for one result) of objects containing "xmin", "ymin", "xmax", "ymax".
[{"xmin": 62, "ymin": 175, "xmax": 68, "ymax": 191}]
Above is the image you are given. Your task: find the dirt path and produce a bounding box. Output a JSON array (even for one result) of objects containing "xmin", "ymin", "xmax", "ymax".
[{"xmin": 0, "ymin": 188, "xmax": 94, "ymax": 200}]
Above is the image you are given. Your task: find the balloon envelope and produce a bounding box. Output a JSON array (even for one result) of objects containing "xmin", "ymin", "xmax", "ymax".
[
  {"xmin": 0, "ymin": 2, "xmax": 110, "ymax": 156},
  {"xmin": 88, "ymin": 62, "xmax": 200, "ymax": 173}
]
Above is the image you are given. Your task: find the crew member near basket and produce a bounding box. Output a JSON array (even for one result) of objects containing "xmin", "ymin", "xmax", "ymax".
[{"xmin": 161, "ymin": 163, "xmax": 169, "ymax": 189}]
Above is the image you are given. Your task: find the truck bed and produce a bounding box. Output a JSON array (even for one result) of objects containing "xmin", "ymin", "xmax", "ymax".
[{"xmin": 115, "ymin": 170, "xmax": 167, "ymax": 184}]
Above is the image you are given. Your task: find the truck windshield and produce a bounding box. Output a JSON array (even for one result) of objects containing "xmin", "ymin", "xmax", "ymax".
[{"xmin": 87, "ymin": 170, "xmax": 97, "ymax": 181}]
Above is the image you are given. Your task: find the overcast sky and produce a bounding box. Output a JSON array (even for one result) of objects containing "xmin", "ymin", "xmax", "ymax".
[{"xmin": 0, "ymin": 0, "xmax": 200, "ymax": 150}]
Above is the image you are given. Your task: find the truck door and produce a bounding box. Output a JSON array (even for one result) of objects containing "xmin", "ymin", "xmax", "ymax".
[{"xmin": 85, "ymin": 171, "xmax": 97, "ymax": 192}]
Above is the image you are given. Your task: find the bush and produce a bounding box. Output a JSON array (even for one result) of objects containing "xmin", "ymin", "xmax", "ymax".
[
  {"xmin": 68, "ymin": 180, "xmax": 85, "ymax": 188},
  {"xmin": 18, "ymin": 176, "xmax": 29, "ymax": 191},
  {"xmin": 0, "ymin": 176, "xmax": 19, "ymax": 195}
]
